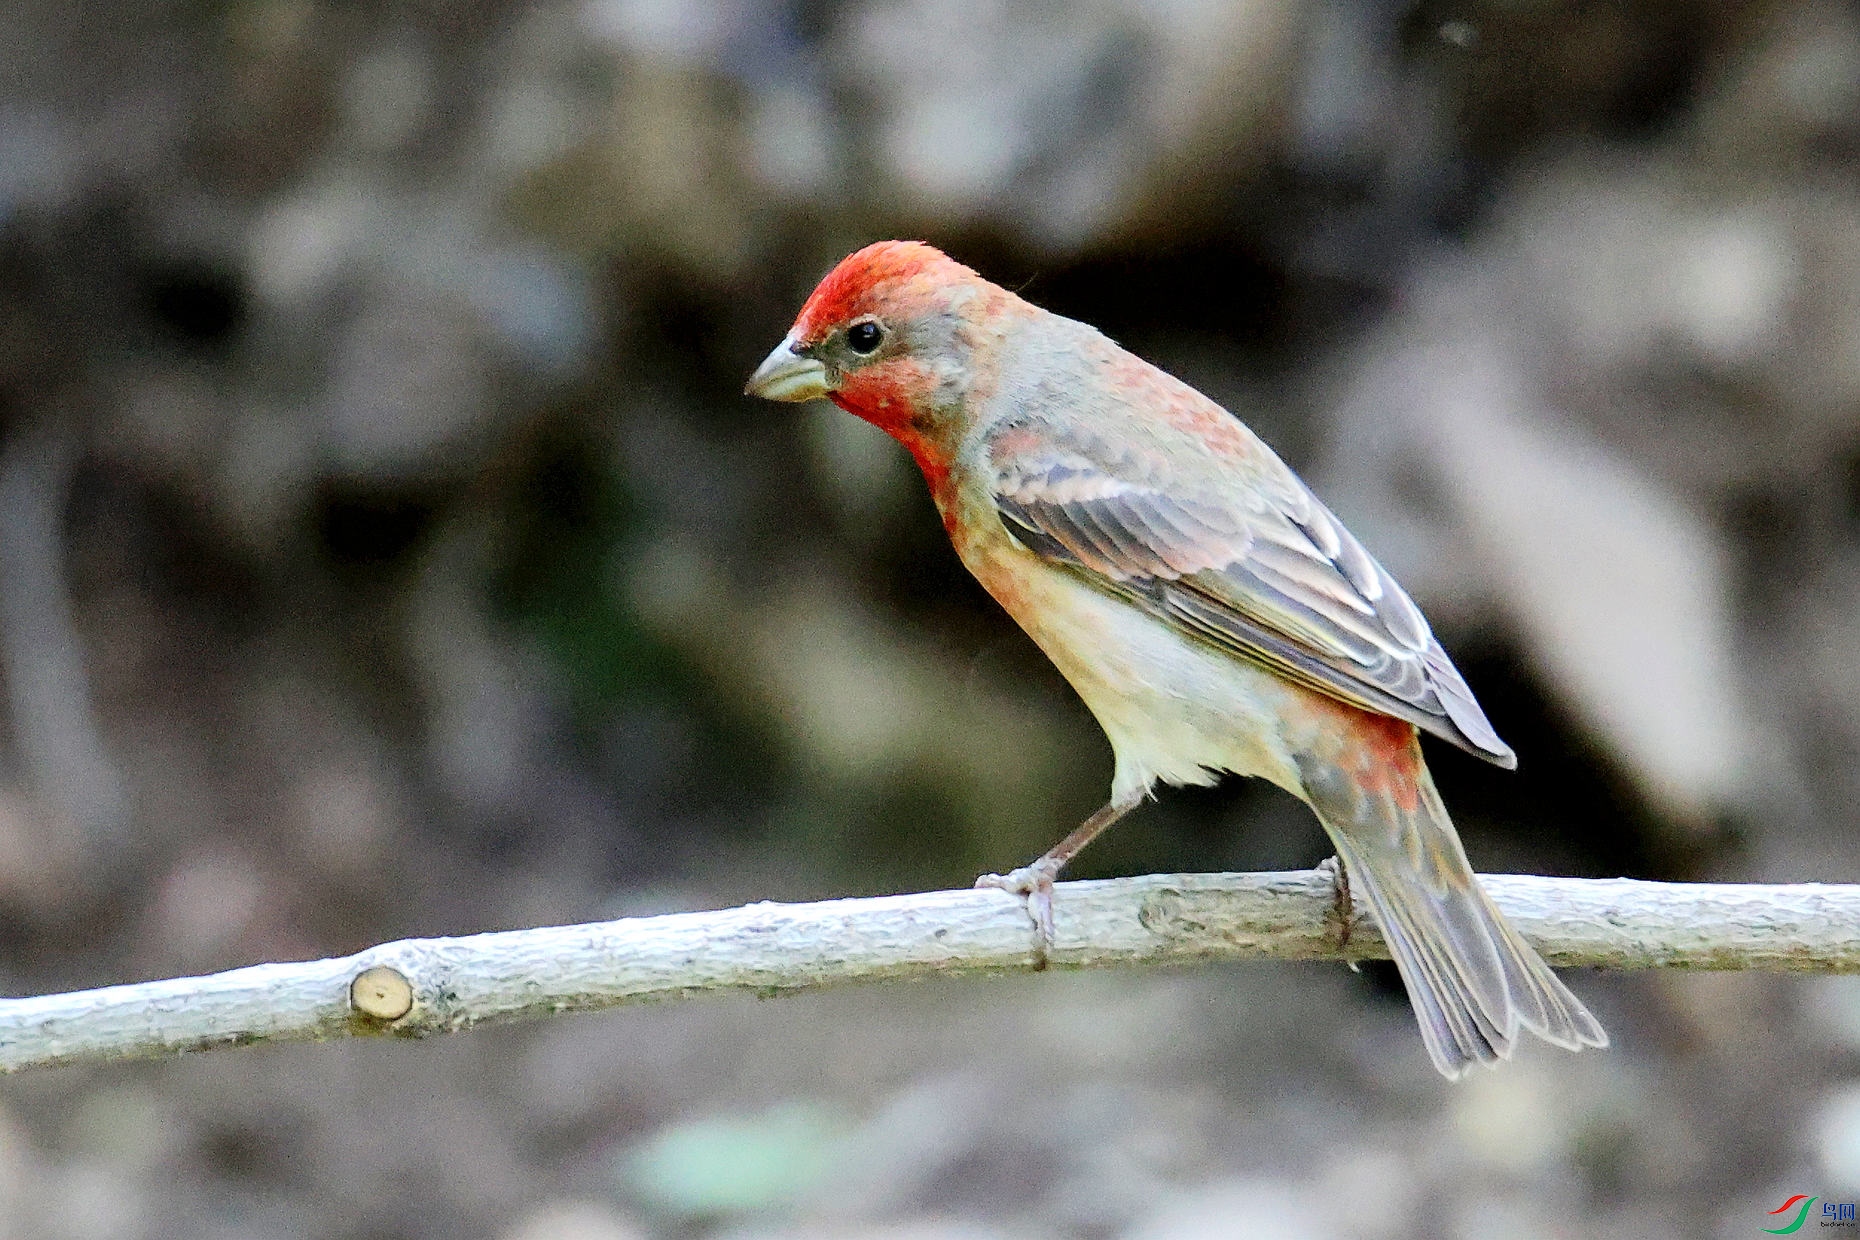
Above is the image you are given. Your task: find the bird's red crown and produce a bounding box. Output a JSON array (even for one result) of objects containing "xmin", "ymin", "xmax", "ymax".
[{"xmin": 792, "ymin": 240, "xmax": 973, "ymax": 341}]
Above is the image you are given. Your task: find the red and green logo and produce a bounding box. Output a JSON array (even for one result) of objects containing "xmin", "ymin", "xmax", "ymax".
[{"xmin": 1764, "ymin": 1195, "xmax": 1817, "ymax": 1234}]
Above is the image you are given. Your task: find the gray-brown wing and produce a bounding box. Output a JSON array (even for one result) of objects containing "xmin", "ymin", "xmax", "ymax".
[{"xmin": 988, "ymin": 436, "xmax": 1515, "ymax": 767}]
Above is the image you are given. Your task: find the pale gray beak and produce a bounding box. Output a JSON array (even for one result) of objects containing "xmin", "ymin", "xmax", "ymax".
[{"xmin": 744, "ymin": 335, "xmax": 832, "ymax": 402}]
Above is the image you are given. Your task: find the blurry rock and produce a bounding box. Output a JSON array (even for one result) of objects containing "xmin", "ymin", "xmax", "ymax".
[
  {"xmin": 149, "ymin": 848, "xmax": 265, "ymax": 965},
  {"xmin": 47, "ymin": 1159, "xmax": 149, "ymax": 1240},
  {"xmin": 0, "ymin": 1100, "xmax": 44, "ymax": 1234},
  {"xmin": 626, "ymin": 544, "xmax": 1074, "ymax": 839},
  {"xmin": 1317, "ymin": 94, "xmax": 1860, "ymax": 836},
  {"xmin": 800, "ymin": 1072, "xmax": 996, "ymax": 1222},
  {"xmin": 338, "ymin": 36, "xmax": 437, "ymax": 157},
  {"xmin": 614, "ymin": 1101, "xmax": 848, "ymax": 1220},
  {"xmin": 297, "ymin": 1063, "xmax": 531, "ymax": 1230},
  {"xmin": 573, "ymin": 0, "xmax": 1301, "ymax": 251},
  {"xmin": 581, "ymin": 0, "xmax": 838, "ymax": 200},
  {"xmin": 216, "ymin": 0, "xmax": 338, "ymax": 192},
  {"xmin": 1325, "ymin": 274, "xmax": 1750, "ymax": 826},
  {"xmin": 581, "ymin": 0, "xmax": 772, "ymax": 66},
  {"xmin": 1505, "ymin": 156, "xmax": 1860, "ymax": 493},
  {"xmin": 247, "ymin": 176, "xmax": 387, "ymax": 307},
  {"xmin": 0, "ymin": 782, "xmax": 86, "ymax": 921},
  {"xmin": 1807, "ymin": 976, "xmax": 1860, "ymax": 1051},
  {"xmin": 0, "ymin": 104, "xmax": 81, "ymax": 216},
  {"xmin": 65, "ymin": 1085, "xmax": 172, "ymax": 1174},
  {"xmin": 721, "ymin": 1224, "xmax": 1016, "ymax": 1240},
  {"xmin": 1121, "ymin": 1179, "xmax": 1311, "ymax": 1240},
  {"xmin": 1692, "ymin": 0, "xmax": 1860, "ymax": 167},
  {"xmin": 1815, "ymin": 1081, "xmax": 1860, "ymax": 1191},
  {"xmin": 513, "ymin": 55, "xmax": 756, "ymax": 275},
  {"xmin": 843, "ymin": 0, "xmax": 1299, "ymax": 249},
  {"xmin": 502, "ymin": 1200, "xmax": 649, "ymax": 1240},
  {"xmin": 322, "ymin": 281, "xmax": 493, "ymax": 483},
  {"xmin": 211, "ymin": 402, "xmax": 316, "ymax": 552},
  {"xmin": 1518, "ymin": 179, "xmax": 1798, "ymax": 372},
  {"xmin": 743, "ymin": 80, "xmax": 838, "ymax": 199},
  {"xmin": 406, "ymin": 518, "xmax": 569, "ymax": 822},
  {"xmin": 237, "ymin": 668, "xmax": 409, "ymax": 891},
  {"xmin": 1449, "ymin": 1063, "xmax": 1567, "ymax": 1177},
  {"xmin": 1448, "ymin": 1194, "xmax": 1579, "ymax": 1240},
  {"xmin": 478, "ymin": 12, "xmax": 599, "ymax": 184},
  {"xmin": 1428, "ymin": 363, "xmax": 1748, "ymax": 825},
  {"xmin": 1649, "ymin": 971, "xmax": 1778, "ymax": 1062},
  {"xmin": 1313, "ymin": 1142, "xmax": 1421, "ymax": 1240},
  {"xmin": 115, "ymin": 368, "xmax": 231, "ymax": 491},
  {"xmin": 0, "ymin": 425, "xmax": 132, "ymax": 858},
  {"xmin": 465, "ymin": 245, "xmax": 599, "ymax": 378},
  {"xmin": 1585, "ymin": 1208, "xmax": 1687, "ymax": 1240},
  {"xmin": 285, "ymin": 764, "xmax": 395, "ymax": 885}
]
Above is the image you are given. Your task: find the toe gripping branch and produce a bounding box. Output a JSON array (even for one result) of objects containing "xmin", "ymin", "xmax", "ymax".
[
  {"xmin": 1316, "ymin": 855, "xmax": 1358, "ymax": 966},
  {"xmin": 973, "ymin": 798, "xmax": 1143, "ymax": 971},
  {"xmin": 975, "ymin": 863, "xmax": 1061, "ymax": 969}
]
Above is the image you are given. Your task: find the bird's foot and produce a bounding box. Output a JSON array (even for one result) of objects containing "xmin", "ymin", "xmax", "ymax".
[
  {"xmin": 974, "ymin": 863, "xmax": 1060, "ymax": 969},
  {"xmin": 1315, "ymin": 854, "xmax": 1358, "ymax": 969}
]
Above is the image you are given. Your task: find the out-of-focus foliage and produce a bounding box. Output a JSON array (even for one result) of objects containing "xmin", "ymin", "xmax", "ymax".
[{"xmin": 2, "ymin": 0, "xmax": 1859, "ymax": 1237}]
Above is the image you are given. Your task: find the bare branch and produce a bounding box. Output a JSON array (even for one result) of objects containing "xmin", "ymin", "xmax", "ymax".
[{"xmin": 3, "ymin": 870, "xmax": 1858, "ymax": 1074}]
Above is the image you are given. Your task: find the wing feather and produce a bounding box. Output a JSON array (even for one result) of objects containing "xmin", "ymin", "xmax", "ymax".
[{"xmin": 989, "ymin": 427, "xmax": 1516, "ymax": 767}]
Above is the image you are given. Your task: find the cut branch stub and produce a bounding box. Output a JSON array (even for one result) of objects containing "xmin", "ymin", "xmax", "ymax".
[{"xmin": 349, "ymin": 965, "xmax": 414, "ymax": 1022}]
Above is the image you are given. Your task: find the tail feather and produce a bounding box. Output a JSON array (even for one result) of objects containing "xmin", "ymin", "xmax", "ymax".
[{"xmin": 1299, "ymin": 752, "xmax": 1607, "ymax": 1079}]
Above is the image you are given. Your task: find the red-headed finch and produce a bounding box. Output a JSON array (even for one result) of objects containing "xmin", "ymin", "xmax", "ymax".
[{"xmin": 746, "ymin": 241, "xmax": 1606, "ymax": 1079}]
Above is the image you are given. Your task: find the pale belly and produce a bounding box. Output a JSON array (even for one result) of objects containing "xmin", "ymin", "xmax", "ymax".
[{"xmin": 961, "ymin": 534, "xmax": 1306, "ymax": 805}]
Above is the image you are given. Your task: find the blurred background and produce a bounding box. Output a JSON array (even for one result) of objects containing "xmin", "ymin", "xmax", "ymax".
[{"xmin": 2, "ymin": 0, "xmax": 1860, "ymax": 1236}]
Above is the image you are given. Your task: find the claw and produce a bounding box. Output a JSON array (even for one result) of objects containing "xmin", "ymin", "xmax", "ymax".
[
  {"xmin": 975, "ymin": 864, "xmax": 1058, "ymax": 968},
  {"xmin": 1316, "ymin": 854, "xmax": 1358, "ymax": 968},
  {"xmin": 971, "ymin": 796, "xmax": 1141, "ymax": 972}
]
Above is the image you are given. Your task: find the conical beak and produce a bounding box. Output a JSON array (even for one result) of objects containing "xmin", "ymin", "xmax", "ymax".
[{"xmin": 744, "ymin": 335, "xmax": 832, "ymax": 402}]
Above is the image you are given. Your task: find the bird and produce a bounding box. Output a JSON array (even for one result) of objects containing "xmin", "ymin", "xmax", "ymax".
[{"xmin": 745, "ymin": 240, "xmax": 1606, "ymax": 1079}]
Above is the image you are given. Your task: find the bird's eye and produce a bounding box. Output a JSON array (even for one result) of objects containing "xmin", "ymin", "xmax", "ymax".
[{"xmin": 846, "ymin": 319, "xmax": 885, "ymax": 354}]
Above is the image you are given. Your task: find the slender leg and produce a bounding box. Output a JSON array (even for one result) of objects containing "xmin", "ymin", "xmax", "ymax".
[{"xmin": 975, "ymin": 795, "xmax": 1141, "ymax": 964}]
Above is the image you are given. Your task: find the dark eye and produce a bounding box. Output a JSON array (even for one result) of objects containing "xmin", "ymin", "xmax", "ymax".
[{"xmin": 846, "ymin": 319, "xmax": 884, "ymax": 354}]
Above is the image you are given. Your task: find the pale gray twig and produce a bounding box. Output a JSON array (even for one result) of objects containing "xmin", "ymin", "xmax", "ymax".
[{"xmin": 2, "ymin": 870, "xmax": 1856, "ymax": 1074}]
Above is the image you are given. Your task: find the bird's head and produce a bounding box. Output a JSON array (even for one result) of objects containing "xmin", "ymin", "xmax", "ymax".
[{"xmin": 745, "ymin": 241, "xmax": 1001, "ymax": 442}]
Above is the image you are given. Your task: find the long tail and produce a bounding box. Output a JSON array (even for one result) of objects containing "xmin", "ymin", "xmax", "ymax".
[{"xmin": 1295, "ymin": 747, "xmax": 1608, "ymax": 1079}]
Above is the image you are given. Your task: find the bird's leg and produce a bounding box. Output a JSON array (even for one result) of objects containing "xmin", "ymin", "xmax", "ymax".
[
  {"xmin": 975, "ymin": 796, "xmax": 1140, "ymax": 966},
  {"xmin": 1315, "ymin": 854, "xmax": 1358, "ymax": 968}
]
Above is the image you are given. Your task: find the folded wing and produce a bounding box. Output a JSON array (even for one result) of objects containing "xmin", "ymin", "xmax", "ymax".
[{"xmin": 988, "ymin": 429, "xmax": 1515, "ymax": 767}]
